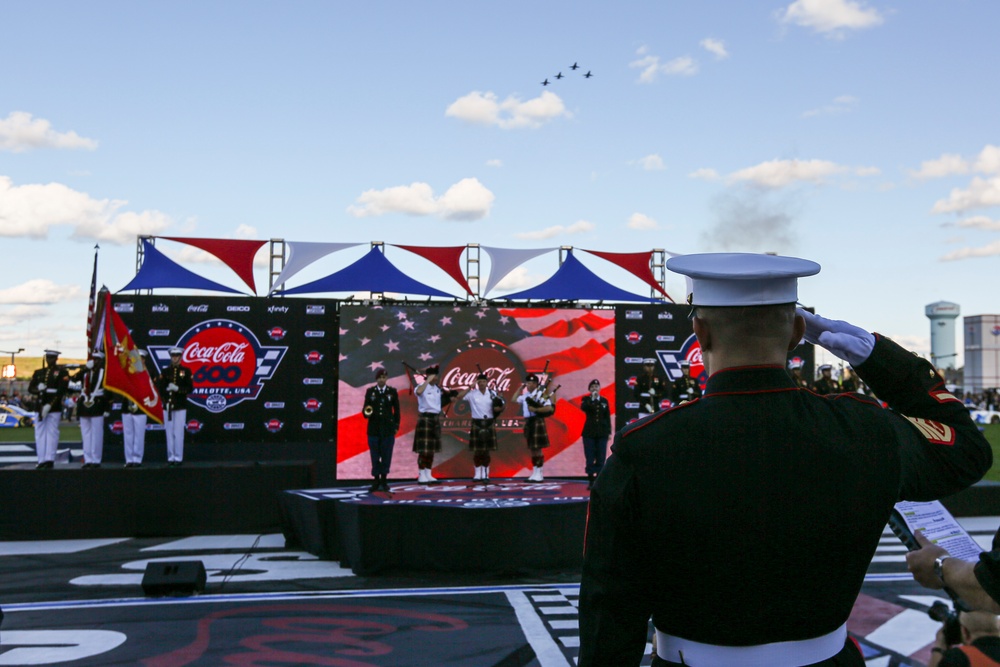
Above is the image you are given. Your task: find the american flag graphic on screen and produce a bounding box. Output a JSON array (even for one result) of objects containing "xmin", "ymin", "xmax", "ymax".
[{"xmin": 337, "ymin": 305, "xmax": 615, "ymax": 479}]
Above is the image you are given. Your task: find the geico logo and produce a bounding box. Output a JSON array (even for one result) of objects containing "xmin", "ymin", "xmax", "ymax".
[{"xmin": 227, "ymin": 305, "xmax": 251, "ymax": 312}]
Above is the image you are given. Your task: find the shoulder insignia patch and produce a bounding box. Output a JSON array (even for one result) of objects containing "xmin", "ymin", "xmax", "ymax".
[
  {"xmin": 929, "ymin": 390, "xmax": 961, "ymax": 404},
  {"xmin": 904, "ymin": 417, "xmax": 956, "ymax": 445}
]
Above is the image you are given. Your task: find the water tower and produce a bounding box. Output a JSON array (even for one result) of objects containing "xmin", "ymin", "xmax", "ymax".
[{"xmin": 926, "ymin": 301, "xmax": 960, "ymax": 369}]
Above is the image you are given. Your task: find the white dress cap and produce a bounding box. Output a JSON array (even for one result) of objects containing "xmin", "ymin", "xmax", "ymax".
[
  {"xmin": 43, "ymin": 349, "xmax": 61, "ymax": 356},
  {"xmin": 169, "ymin": 347, "xmax": 184, "ymax": 355},
  {"xmin": 666, "ymin": 253, "xmax": 820, "ymax": 306}
]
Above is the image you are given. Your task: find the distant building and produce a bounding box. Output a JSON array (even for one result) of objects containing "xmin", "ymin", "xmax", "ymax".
[
  {"xmin": 926, "ymin": 301, "xmax": 960, "ymax": 370},
  {"xmin": 964, "ymin": 314, "xmax": 1000, "ymax": 392}
]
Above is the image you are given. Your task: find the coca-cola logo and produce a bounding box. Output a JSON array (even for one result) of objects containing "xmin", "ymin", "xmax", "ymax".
[
  {"xmin": 109, "ymin": 420, "xmax": 124, "ymax": 435},
  {"xmin": 677, "ymin": 334, "xmax": 707, "ymax": 390},
  {"xmin": 265, "ymin": 419, "xmax": 284, "ymax": 432},
  {"xmin": 150, "ymin": 319, "xmax": 287, "ymax": 413},
  {"xmin": 186, "ymin": 419, "xmax": 203, "ymax": 433},
  {"xmin": 626, "ymin": 331, "xmax": 642, "ymax": 344},
  {"xmin": 438, "ymin": 340, "xmax": 524, "ymax": 427},
  {"xmin": 304, "ymin": 351, "xmax": 324, "ymax": 364},
  {"xmin": 303, "ymin": 398, "xmax": 322, "ymax": 412},
  {"xmin": 268, "ymin": 327, "xmax": 286, "ymax": 340}
]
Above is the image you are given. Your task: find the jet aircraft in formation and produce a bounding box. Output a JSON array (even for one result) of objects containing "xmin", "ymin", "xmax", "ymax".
[{"xmin": 541, "ymin": 62, "xmax": 592, "ymax": 85}]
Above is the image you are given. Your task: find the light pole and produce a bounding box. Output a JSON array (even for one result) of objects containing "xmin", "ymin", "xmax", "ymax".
[{"xmin": 0, "ymin": 348, "xmax": 25, "ymax": 397}]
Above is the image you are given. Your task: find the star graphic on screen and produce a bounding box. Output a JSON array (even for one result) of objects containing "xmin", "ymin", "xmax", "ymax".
[
  {"xmin": 396, "ymin": 311, "xmax": 408, "ymax": 320},
  {"xmin": 368, "ymin": 361, "xmax": 385, "ymax": 372},
  {"xmin": 440, "ymin": 316, "xmax": 452, "ymax": 326},
  {"xmin": 475, "ymin": 310, "xmax": 488, "ymax": 319},
  {"xmin": 466, "ymin": 328, "xmax": 478, "ymax": 338},
  {"xmin": 385, "ymin": 340, "xmax": 400, "ymax": 352},
  {"xmin": 380, "ymin": 324, "xmax": 390, "ymax": 332},
  {"xmin": 339, "ymin": 328, "xmax": 348, "ymax": 335},
  {"xmin": 354, "ymin": 315, "xmax": 367, "ymax": 324},
  {"xmin": 401, "ymin": 320, "xmax": 415, "ymax": 330},
  {"xmin": 499, "ymin": 315, "xmax": 510, "ymax": 325},
  {"xmin": 339, "ymin": 353, "xmax": 347, "ymax": 361},
  {"xmin": 359, "ymin": 337, "xmax": 371, "ymax": 346},
  {"xmin": 418, "ymin": 352, "xmax": 433, "ymax": 361},
  {"xmin": 428, "ymin": 335, "xmax": 441, "ymax": 343}
]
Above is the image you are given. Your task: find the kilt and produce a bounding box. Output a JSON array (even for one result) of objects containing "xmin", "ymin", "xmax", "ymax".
[
  {"xmin": 468, "ymin": 418, "xmax": 498, "ymax": 452},
  {"xmin": 412, "ymin": 412, "xmax": 442, "ymax": 453},
  {"xmin": 523, "ymin": 416, "xmax": 549, "ymax": 450}
]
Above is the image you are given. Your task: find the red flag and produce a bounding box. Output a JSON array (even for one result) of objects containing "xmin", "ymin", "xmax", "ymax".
[{"xmin": 102, "ymin": 292, "xmax": 164, "ymax": 423}]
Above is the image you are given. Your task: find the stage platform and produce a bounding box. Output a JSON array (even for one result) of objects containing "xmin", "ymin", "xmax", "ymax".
[
  {"xmin": 279, "ymin": 479, "xmax": 591, "ymax": 576},
  {"xmin": 0, "ymin": 460, "xmax": 316, "ymax": 540}
]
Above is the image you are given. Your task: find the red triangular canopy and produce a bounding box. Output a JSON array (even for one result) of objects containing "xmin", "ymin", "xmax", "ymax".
[
  {"xmin": 392, "ymin": 245, "xmax": 473, "ymax": 296},
  {"xmin": 162, "ymin": 237, "xmax": 266, "ymax": 294},
  {"xmin": 581, "ymin": 249, "xmax": 673, "ymax": 301}
]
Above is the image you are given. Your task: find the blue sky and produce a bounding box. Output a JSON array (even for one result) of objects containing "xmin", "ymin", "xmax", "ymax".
[{"xmin": 1, "ymin": 0, "xmax": 997, "ymax": 367}]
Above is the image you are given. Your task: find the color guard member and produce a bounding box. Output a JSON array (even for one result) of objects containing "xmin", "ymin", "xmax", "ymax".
[
  {"xmin": 28, "ymin": 349, "xmax": 71, "ymax": 469},
  {"xmin": 362, "ymin": 368, "xmax": 400, "ymax": 491},
  {"xmin": 73, "ymin": 352, "xmax": 109, "ymax": 468},
  {"xmin": 158, "ymin": 347, "xmax": 193, "ymax": 466}
]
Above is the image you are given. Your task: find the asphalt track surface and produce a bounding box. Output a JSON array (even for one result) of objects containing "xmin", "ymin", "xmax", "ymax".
[{"xmin": 3, "ymin": 510, "xmax": 997, "ymax": 666}]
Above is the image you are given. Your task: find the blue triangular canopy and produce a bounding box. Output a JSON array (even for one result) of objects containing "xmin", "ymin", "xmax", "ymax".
[
  {"xmin": 276, "ymin": 247, "xmax": 456, "ymax": 297},
  {"xmin": 500, "ymin": 251, "xmax": 657, "ymax": 302},
  {"xmin": 118, "ymin": 240, "xmax": 243, "ymax": 294}
]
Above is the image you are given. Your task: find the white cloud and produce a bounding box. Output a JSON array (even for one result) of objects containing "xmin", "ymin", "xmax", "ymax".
[
  {"xmin": 630, "ymin": 50, "xmax": 698, "ymax": 83},
  {"xmin": 728, "ymin": 159, "xmax": 862, "ymax": 188},
  {"xmin": 347, "ymin": 177, "xmax": 495, "ymax": 221},
  {"xmin": 0, "ymin": 279, "xmax": 83, "ymax": 305},
  {"xmin": 779, "ymin": 0, "xmax": 884, "ymax": 36},
  {"xmin": 802, "ymin": 94, "xmax": 859, "ymax": 118},
  {"xmin": 912, "ymin": 154, "xmax": 971, "ymax": 180},
  {"xmin": 700, "ymin": 38, "xmax": 729, "ymax": 60},
  {"xmin": 515, "ymin": 220, "xmax": 595, "ymax": 240},
  {"xmin": 636, "ymin": 154, "xmax": 665, "ymax": 171},
  {"xmin": 628, "ymin": 213, "xmax": 658, "ymax": 230},
  {"xmin": 486, "ymin": 159, "xmax": 503, "ymax": 168},
  {"xmin": 940, "ymin": 239, "xmax": 1000, "ymax": 261},
  {"xmin": 445, "ymin": 90, "xmax": 570, "ymax": 129},
  {"xmin": 950, "ymin": 216, "xmax": 1000, "ymax": 231},
  {"xmin": 0, "ymin": 305, "xmax": 49, "ymax": 327},
  {"xmin": 0, "ymin": 176, "xmax": 172, "ymax": 243},
  {"xmin": 689, "ymin": 168, "xmax": 720, "ymax": 181},
  {"xmin": 912, "ymin": 145, "xmax": 1000, "ymax": 180},
  {"xmin": 0, "ymin": 111, "xmax": 98, "ymax": 152},
  {"xmin": 931, "ymin": 175, "xmax": 1000, "ymax": 214}
]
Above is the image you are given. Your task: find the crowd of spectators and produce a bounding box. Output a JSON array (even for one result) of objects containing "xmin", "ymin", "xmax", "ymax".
[{"xmin": 965, "ymin": 388, "xmax": 1000, "ymax": 412}]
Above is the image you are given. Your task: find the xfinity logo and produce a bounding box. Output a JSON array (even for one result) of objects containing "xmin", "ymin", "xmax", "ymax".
[
  {"xmin": 223, "ymin": 423, "xmax": 245, "ymax": 430},
  {"xmin": 187, "ymin": 305, "xmax": 209, "ymax": 313},
  {"xmin": 302, "ymin": 422, "xmax": 323, "ymax": 429},
  {"xmin": 304, "ymin": 331, "xmax": 325, "ymax": 338},
  {"xmin": 306, "ymin": 305, "xmax": 326, "ymax": 315},
  {"xmin": 152, "ymin": 303, "xmax": 169, "ymax": 312},
  {"xmin": 268, "ymin": 305, "xmax": 289, "ymax": 314},
  {"xmin": 148, "ymin": 329, "xmax": 171, "ymax": 336},
  {"xmin": 114, "ymin": 303, "xmax": 135, "ymax": 313},
  {"xmin": 303, "ymin": 378, "xmax": 324, "ymax": 385},
  {"xmin": 264, "ymin": 402, "xmax": 286, "ymax": 409},
  {"xmin": 227, "ymin": 305, "xmax": 251, "ymax": 312}
]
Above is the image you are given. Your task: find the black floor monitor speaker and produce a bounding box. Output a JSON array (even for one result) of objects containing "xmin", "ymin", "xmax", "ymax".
[{"xmin": 141, "ymin": 560, "xmax": 207, "ymax": 597}]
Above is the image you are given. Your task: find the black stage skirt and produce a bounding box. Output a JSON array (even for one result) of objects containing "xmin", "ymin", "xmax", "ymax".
[
  {"xmin": 523, "ymin": 416, "xmax": 549, "ymax": 450},
  {"xmin": 412, "ymin": 412, "xmax": 442, "ymax": 453},
  {"xmin": 468, "ymin": 418, "xmax": 498, "ymax": 452}
]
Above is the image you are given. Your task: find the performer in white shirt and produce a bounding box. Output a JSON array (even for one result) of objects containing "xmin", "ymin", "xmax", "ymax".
[{"xmin": 456, "ymin": 373, "xmax": 503, "ymax": 480}]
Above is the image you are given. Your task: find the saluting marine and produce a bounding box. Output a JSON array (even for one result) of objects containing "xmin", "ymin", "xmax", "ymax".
[
  {"xmin": 72, "ymin": 351, "xmax": 110, "ymax": 468},
  {"xmin": 362, "ymin": 368, "xmax": 400, "ymax": 492},
  {"xmin": 27, "ymin": 349, "xmax": 72, "ymax": 469},
  {"xmin": 157, "ymin": 347, "xmax": 193, "ymax": 466}
]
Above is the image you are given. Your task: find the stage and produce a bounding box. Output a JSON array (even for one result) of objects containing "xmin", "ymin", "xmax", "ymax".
[
  {"xmin": 279, "ymin": 479, "xmax": 591, "ymax": 576},
  {"xmin": 0, "ymin": 460, "xmax": 316, "ymax": 540}
]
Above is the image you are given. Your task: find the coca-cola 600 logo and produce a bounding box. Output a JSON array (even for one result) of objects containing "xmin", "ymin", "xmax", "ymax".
[{"xmin": 150, "ymin": 319, "xmax": 288, "ymax": 413}]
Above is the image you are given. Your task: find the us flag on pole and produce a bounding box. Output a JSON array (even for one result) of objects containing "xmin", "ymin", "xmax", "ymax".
[
  {"xmin": 101, "ymin": 291, "xmax": 164, "ymax": 424},
  {"xmin": 337, "ymin": 305, "xmax": 615, "ymax": 479}
]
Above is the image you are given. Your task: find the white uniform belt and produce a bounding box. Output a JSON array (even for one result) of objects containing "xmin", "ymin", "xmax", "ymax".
[{"xmin": 655, "ymin": 623, "xmax": 846, "ymax": 666}]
